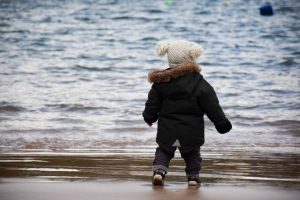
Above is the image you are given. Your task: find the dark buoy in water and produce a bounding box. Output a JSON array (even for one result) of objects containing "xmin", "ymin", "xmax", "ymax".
[{"xmin": 259, "ymin": 2, "xmax": 274, "ymax": 16}]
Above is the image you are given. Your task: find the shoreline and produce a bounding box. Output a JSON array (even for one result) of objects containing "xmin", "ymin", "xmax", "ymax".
[{"xmin": 0, "ymin": 151, "xmax": 299, "ymax": 189}]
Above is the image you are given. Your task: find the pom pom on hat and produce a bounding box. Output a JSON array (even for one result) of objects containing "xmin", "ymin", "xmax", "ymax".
[
  {"xmin": 155, "ymin": 40, "xmax": 204, "ymax": 67},
  {"xmin": 190, "ymin": 43, "xmax": 204, "ymax": 60}
]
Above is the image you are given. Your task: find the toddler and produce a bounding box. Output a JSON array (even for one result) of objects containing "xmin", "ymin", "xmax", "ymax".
[{"xmin": 143, "ymin": 40, "xmax": 232, "ymax": 186}]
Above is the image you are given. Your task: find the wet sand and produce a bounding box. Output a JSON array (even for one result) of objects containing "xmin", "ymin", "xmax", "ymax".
[
  {"xmin": 0, "ymin": 150, "xmax": 299, "ymax": 199},
  {"xmin": 0, "ymin": 179, "xmax": 299, "ymax": 200},
  {"xmin": 0, "ymin": 150, "xmax": 299, "ymax": 186}
]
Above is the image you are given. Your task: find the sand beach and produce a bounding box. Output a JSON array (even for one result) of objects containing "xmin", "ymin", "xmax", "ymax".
[
  {"xmin": 0, "ymin": 150, "xmax": 299, "ymax": 200},
  {"xmin": 1, "ymin": 179, "xmax": 299, "ymax": 200}
]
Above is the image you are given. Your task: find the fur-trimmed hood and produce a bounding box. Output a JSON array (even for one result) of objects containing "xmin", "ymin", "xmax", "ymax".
[{"xmin": 148, "ymin": 64, "xmax": 201, "ymax": 83}]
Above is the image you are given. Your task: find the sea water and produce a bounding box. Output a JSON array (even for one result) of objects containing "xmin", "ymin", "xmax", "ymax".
[{"xmin": 0, "ymin": 0, "xmax": 299, "ymax": 156}]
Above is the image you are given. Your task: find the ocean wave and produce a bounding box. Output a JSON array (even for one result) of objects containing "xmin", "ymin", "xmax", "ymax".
[
  {"xmin": 0, "ymin": 29, "xmax": 29, "ymax": 34},
  {"xmin": 276, "ymin": 6, "xmax": 300, "ymax": 13},
  {"xmin": 74, "ymin": 16, "xmax": 92, "ymax": 22},
  {"xmin": 229, "ymin": 114, "xmax": 263, "ymax": 121},
  {"xmin": 0, "ymin": 102, "xmax": 26, "ymax": 112},
  {"xmin": 44, "ymin": 104, "xmax": 109, "ymax": 112},
  {"xmin": 292, "ymin": 51, "xmax": 300, "ymax": 55},
  {"xmin": 111, "ymin": 16, "xmax": 154, "ymax": 22},
  {"xmin": 140, "ymin": 37, "xmax": 157, "ymax": 41},
  {"xmin": 104, "ymin": 127, "xmax": 148, "ymax": 133},
  {"xmin": 279, "ymin": 59, "xmax": 298, "ymax": 66},
  {"xmin": 144, "ymin": 9, "xmax": 164, "ymax": 14},
  {"xmin": 74, "ymin": 65, "xmax": 113, "ymax": 72},
  {"xmin": 0, "ymin": 22, "xmax": 10, "ymax": 27},
  {"xmin": 265, "ymin": 120, "xmax": 300, "ymax": 126}
]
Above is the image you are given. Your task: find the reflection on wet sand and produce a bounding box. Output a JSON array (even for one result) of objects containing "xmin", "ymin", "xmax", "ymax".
[
  {"xmin": 0, "ymin": 149, "xmax": 299, "ymax": 189},
  {"xmin": 1, "ymin": 180, "xmax": 299, "ymax": 200}
]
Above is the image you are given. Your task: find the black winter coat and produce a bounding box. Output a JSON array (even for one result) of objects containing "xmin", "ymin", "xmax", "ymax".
[{"xmin": 143, "ymin": 64, "xmax": 232, "ymax": 154}]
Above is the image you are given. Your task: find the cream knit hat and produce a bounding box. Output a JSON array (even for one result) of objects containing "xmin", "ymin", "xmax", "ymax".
[{"xmin": 155, "ymin": 40, "xmax": 204, "ymax": 68}]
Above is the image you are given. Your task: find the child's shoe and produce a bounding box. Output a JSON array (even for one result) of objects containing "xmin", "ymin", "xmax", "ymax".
[
  {"xmin": 187, "ymin": 175, "xmax": 201, "ymax": 186},
  {"xmin": 152, "ymin": 169, "xmax": 166, "ymax": 186}
]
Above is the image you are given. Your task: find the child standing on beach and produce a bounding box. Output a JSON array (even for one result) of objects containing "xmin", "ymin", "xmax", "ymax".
[{"xmin": 143, "ymin": 40, "xmax": 232, "ymax": 186}]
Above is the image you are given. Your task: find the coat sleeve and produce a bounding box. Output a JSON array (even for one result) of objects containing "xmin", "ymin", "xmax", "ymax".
[
  {"xmin": 198, "ymin": 80, "xmax": 232, "ymax": 134},
  {"xmin": 143, "ymin": 85, "xmax": 162, "ymax": 124}
]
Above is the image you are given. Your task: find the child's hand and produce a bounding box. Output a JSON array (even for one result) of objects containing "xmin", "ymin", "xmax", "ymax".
[{"xmin": 147, "ymin": 122, "xmax": 153, "ymax": 127}]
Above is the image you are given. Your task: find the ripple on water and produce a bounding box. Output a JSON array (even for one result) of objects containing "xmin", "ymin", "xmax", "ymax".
[
  {"xmin": 74, "ymin": 65, "xmax": 113, "ymax": 72},
  {"xmin": 0, "ymin": 102, "xmax": 26, "ymax": 112},
  {"xmin": 43, "ymin": 104, "xmax": 109, "ymax": 112},
  {"xmin": 278, "ymin": 58, "xmax": 298, "ymax": 66}
]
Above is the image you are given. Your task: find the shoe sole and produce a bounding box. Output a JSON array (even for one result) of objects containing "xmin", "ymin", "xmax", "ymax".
[
  {"xmin": 152, "ymin": 174, "xmax": 164, "ymax": 186},
  {"xmin": 188, "ymin": 180, "xmax": 200, "ymax": 186}
]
